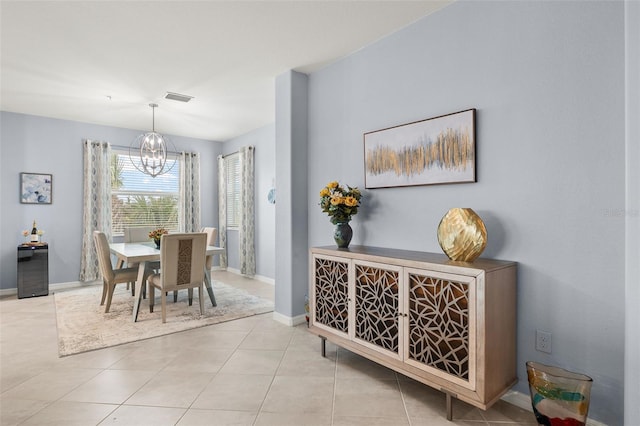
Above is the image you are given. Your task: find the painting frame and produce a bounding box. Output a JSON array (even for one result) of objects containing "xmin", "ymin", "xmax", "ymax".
[
  {"xmin": 364, "ymin": 109, "xmax": 476, "ymax": 189},
  {"xmin": 20, "ymin": 172, "xmax": 53, "ymax": 204}
]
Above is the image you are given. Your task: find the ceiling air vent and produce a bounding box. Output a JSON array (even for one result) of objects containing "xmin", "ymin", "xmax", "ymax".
[{"xmin": 164, "ymin": 92, "xmax": 194, "ymax": 103}]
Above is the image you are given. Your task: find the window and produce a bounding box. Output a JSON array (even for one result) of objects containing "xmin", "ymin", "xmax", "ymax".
[
  {"xmin": 225, "ymin": 152, "xmax": 241, "ymax": 228},
  {"xmin": 110, "ymin": 149, "xmax": 180, "ymax": 235}
]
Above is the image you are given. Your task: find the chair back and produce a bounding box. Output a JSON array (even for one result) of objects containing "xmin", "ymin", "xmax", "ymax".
[
  {"xmin": 201, "ymin": 227, "xmax": 218, "ymax": 246},
  {"xmin": 124, "ymin": 226, "xmax": 154, "ymax": 243},
  {"xmin": 159, "ymin": 233, "xmax": 207, "ymax": 291},
  {"xmin": 201, "ymin": 227, "xmax": 217, "ymax": 269},
  {"xmin": 93, "ymin": 231, "xmax": 115, "ymax": 282}
]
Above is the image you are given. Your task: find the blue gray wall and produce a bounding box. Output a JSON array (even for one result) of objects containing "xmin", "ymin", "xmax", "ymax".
[
  {"xmin": 0, "ymin": 113, "xmax": 277, "ymax": 286},
  {"xmin": 0, "ymin": 112, "xmax": 222, "ymax": 288},
  {"xmin": 624, "ymin": 0, "xmax": 640, "ymax": 421},
  {"xmin": 274, "ymin": 71, "xmax": 309, "ymax": 320},
  {"xmin": 222, "ymin": 124, "xmax": 276, "ymax": 281},
  {"xmin": 305, "ymin": 1, "xmax": 625, "ymax": 424}
]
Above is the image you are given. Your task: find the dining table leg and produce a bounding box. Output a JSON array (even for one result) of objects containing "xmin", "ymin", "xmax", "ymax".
[{"xmin": 132, "ymin": 260, "xmax": 148, "ymax": 322}]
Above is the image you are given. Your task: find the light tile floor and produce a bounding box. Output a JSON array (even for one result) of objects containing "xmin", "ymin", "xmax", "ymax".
[{"xmin": 0, "ymin": 271, "xmax": 537, "ymax": 425}]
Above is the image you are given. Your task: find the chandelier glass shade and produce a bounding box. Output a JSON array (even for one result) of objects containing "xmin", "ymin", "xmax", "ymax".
[{"xmin": 129, "ymin": 103, "xmax": 176, "ymax": 178}]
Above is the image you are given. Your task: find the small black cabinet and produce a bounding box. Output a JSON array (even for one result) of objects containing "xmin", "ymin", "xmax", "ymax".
[{"xmin": 17, "ymin": 244, "xmax": 49, "ymax": 298}]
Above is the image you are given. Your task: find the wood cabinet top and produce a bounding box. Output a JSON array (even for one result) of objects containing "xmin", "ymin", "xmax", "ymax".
[{"xmin": 311, "ymin": 245, "xmax": 515, "ymax": 273}]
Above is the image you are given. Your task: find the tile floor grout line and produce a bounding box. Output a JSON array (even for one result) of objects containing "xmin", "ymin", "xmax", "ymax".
[
  {"xmin": 250, "ymin": 324, "xmax": 292, "ymax": 425},
  {"xmin": 396, "ymin": 372, "xmax": 413, "ymax": 426},
  {"xmin": 331, "ymin": 343, "xmax": 339, "ymax": 426}
]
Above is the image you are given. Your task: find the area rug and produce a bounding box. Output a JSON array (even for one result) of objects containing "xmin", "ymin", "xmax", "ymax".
[{"xmin": 54, "ymin": 281, "xmax": 274, "ymax": 357}]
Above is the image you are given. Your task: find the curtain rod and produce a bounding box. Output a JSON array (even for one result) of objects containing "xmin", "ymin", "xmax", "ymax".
[
  {"xmin": 220, "ymin": 145, "xmax": 254, "ymax": 159},
  {"xmin": 110, "ymin": 143, "xmax": 183, "ymax": 156}
]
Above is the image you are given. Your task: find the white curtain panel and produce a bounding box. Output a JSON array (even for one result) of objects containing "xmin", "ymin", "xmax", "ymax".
[
  {"xmin": 79, "ymin": 140, "xmax": 112, "ymax": 282},
  {"xmin": 179, "ymin": 152, "xmax": 201, "ymax": 233},
  {"xmin": 239, "ymin": 146, "xmax": 256, "ymax": 276},
  {"xmin": 217, "ymin": 155, "xmax": 228, "ymax": 269}
]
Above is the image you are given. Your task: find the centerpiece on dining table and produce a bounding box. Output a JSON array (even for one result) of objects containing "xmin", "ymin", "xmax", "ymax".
[
  {"xmin": 149, "ymin": 227, "xmax": 168, "ymax": 249},
  {"xmin": 319, "ymin": 181, "xmax": 362, "ymax": 248}
]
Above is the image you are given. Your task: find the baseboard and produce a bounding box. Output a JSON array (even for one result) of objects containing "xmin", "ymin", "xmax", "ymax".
[
  {"xmin": 251, "ymin": 273, "xmax": 274, "ymax": 285},
  {"xmin": 501, "ymin": 390, "xmax": 607, "ymax": 426},
  {"xmin": 501, "ymin": 390, "xmax": 534, "ymax": 413},
  {"xmin": 222, "ymin": 267, "xmax": 275, "ymax": 285},
  {"xmin": 0, "ymin": 280, "xmax": 99, "ymax": 298},
  {"xmin": 51, "ymin": 280, "xmax": 100, "ymax": 292},
  {"xmin": 272, "ymin": 311, "xmax": 307, "ymax": 327},
  {"xmin": 0, "ymin": 267, "xmax": 276, "ymax": 298}
]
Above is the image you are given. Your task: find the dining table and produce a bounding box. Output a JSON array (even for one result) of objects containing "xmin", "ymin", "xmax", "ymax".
[{"xmin": 109, "ymin": 242, "xmax": 225, "ymax": 322}]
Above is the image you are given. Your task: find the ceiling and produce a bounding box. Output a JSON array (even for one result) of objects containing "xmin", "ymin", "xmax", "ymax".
[{"xmin": 1, "ymin": 1, "xmax": 451, "ymax": 142}]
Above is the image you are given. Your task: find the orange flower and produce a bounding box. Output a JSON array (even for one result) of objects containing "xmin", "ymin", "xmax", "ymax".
[
  {"xmin": 330, "ymin": 194, "xmax": 343, "ymax": 205},
  {"xmin": 344, "ymin": 196, "xmax": 358, "ymax": 207}
]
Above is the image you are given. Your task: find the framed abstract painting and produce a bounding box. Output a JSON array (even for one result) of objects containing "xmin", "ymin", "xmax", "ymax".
[
  {"xmin": 20, "ymin": 173, "xmax": 53, "ymax": 204},
  {"xmin": 364, "ymin": 109, "xmax": 476, "ymax": 189}
]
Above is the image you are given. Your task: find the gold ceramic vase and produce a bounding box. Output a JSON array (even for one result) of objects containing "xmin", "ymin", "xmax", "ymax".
[{"xmin": 437, "ymin": 208, "xmax": 487, "ymax": 262}]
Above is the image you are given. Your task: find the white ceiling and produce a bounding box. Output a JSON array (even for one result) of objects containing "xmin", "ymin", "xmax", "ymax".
[{"xmin": 1, "ymin": 1, "xmax": 451, "ymax": 142}]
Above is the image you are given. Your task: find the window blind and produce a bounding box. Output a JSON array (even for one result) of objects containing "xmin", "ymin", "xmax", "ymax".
[
  {"xmin": 110, "ymin": 149, "xmax": 180, "ymax": 235},
  {"xmin": 225, "ymin": 152, "xmax": 241, "ymax": 228}
]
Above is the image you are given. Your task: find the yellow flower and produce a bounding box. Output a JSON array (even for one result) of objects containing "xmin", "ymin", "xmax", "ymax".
[
  {"xmin": 344, "ymin": 196, "xmax": 358, "ymax": 207},
  {"xmin": 319, "ymin": 181, "xmax": 363, "ymax": 225}
]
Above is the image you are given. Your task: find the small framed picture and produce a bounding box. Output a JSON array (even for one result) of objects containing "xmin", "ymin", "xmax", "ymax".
[{"xmin": 20, "ymin": 173, "xmax": 53, "ymax": 204}]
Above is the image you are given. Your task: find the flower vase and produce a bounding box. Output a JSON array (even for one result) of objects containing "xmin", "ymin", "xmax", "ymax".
[
  {"xmin": 154, "ymin": 238, "xmax": 161, "ymax": 249},
  {"xmin": 333, "ymin": 222, "xmax": 353, "ymax": 248}
]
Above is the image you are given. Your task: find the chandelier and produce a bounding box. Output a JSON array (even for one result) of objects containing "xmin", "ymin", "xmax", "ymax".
[{"xmin": 129, "ymin": 103, "xmax": 176, "ymax": 177}]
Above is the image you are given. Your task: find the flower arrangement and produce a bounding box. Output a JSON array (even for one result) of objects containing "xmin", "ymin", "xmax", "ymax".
[
  {"xmin": 319, "ymin": 181, "xmax": 362, "ymax": 224},
  {"xmin": 148, "ymin": 227, "xmax": 168, "ymax": 241}
]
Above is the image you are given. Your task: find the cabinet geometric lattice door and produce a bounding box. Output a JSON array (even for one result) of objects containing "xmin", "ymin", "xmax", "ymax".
[
  {"xmin": 312, "ymin": 255, "xmax": 350, "ymax": 335},
  {"xmin": 309, "ymin": 246, "xmax": 517, "ymax": 415},
  {"xmin": 405, "ymin": 268, "xmax": 476, "ymax": 390},
  {"xmin": 353, "ymin": 261, "xmax": 402, "ymax": 359}
]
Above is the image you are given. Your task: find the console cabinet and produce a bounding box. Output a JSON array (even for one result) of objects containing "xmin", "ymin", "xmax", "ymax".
[{"xmin": 309, "ymin": 245, "xmax": 517, "ymax": 419}]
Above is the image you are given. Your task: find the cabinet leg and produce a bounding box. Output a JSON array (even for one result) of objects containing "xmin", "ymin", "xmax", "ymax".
[
  {"xmin": 444, "ymin": 391, "xmax": 455, "ymax": 421},
  {"xmin": 320, "ymin": 336, "xmax": 327, "ymax": 357}
]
